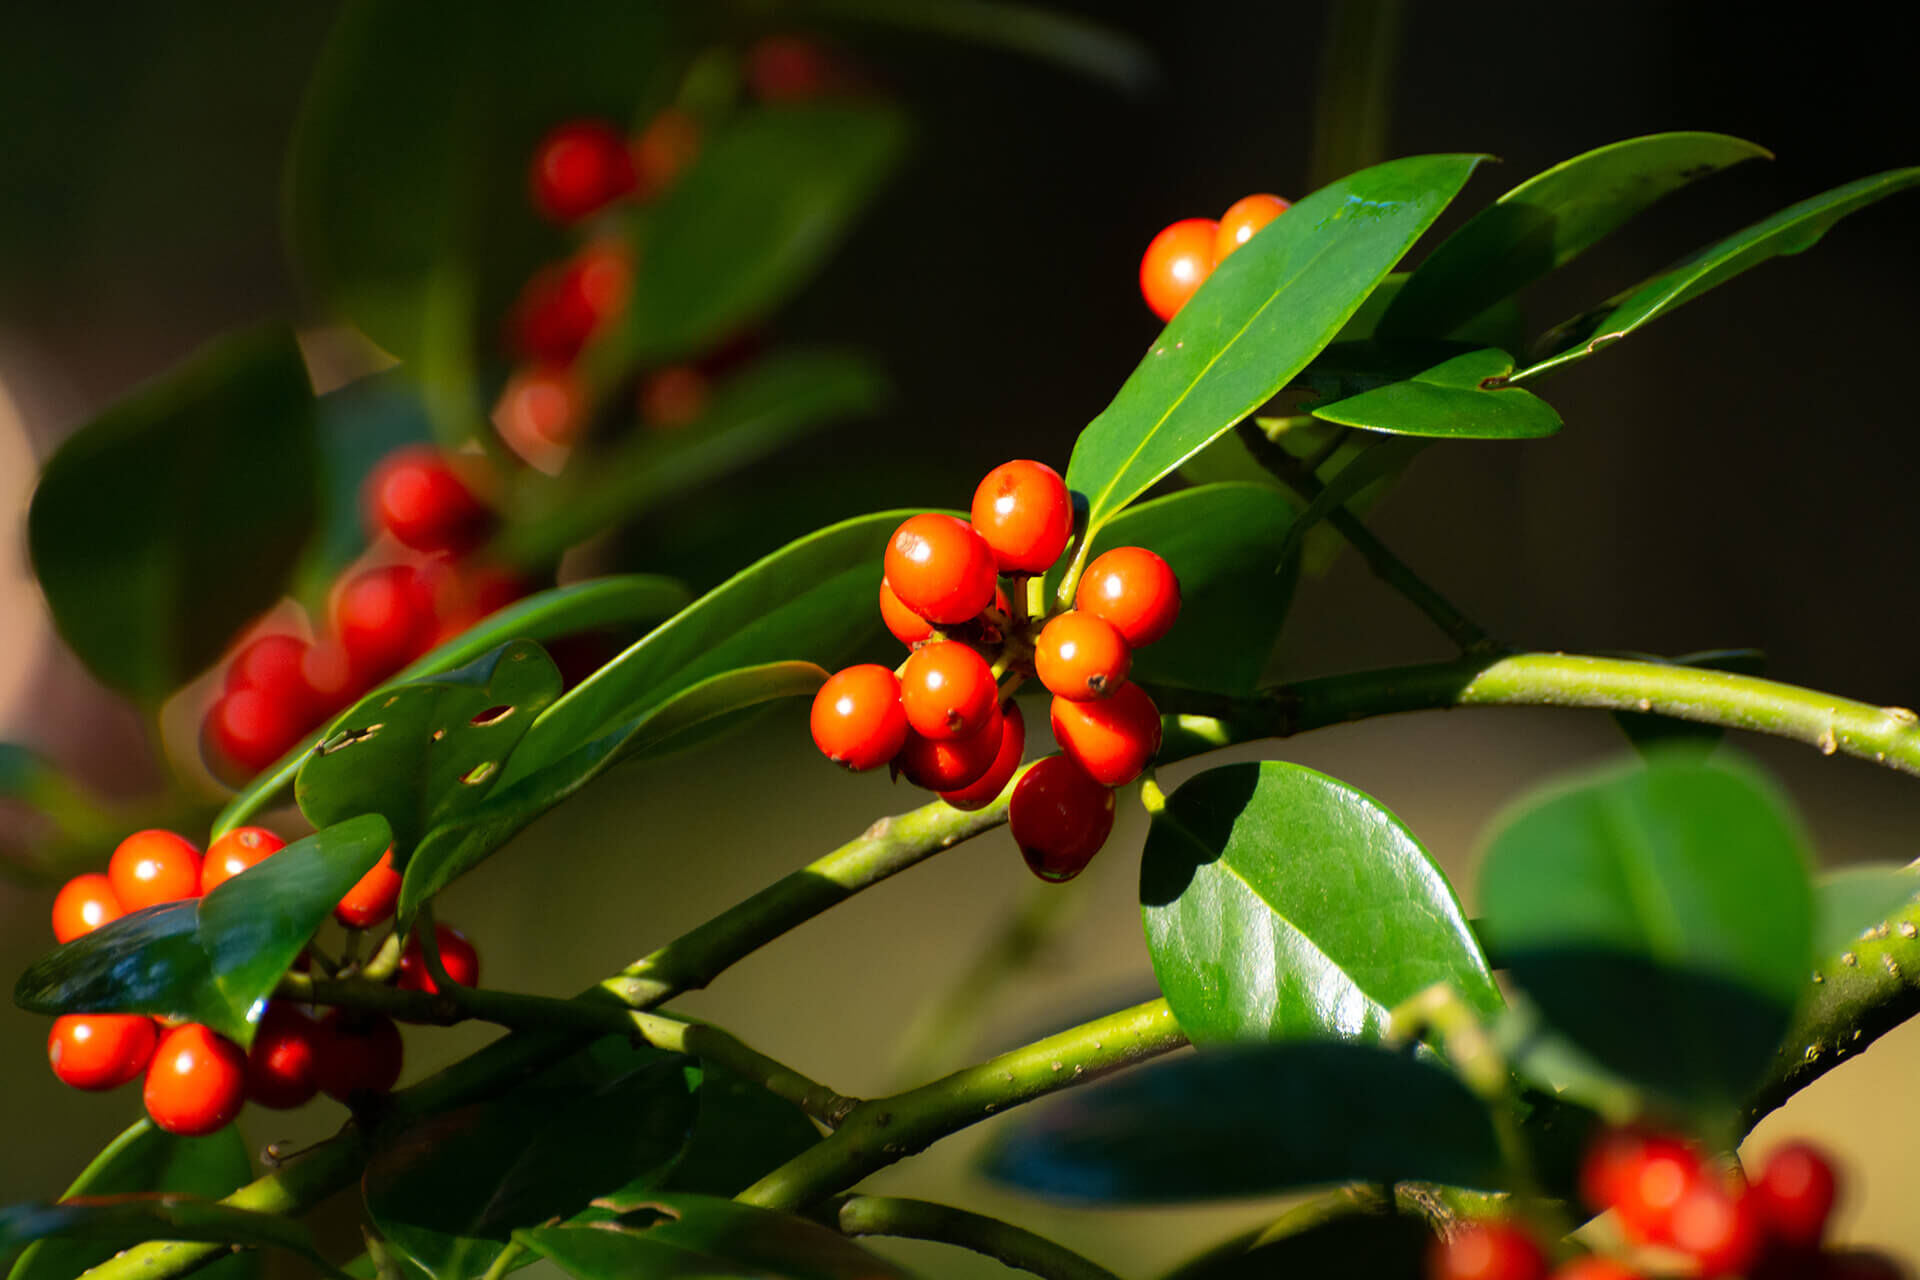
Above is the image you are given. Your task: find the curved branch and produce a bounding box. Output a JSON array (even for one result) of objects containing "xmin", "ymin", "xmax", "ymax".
[{"xmin": 836, "ymin": 1195, "xmax": 1123, "ymax": 1280}]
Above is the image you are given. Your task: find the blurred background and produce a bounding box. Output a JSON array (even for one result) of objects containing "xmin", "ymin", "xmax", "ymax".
[{"xmin": 1, "ymin": 1, "xmax": 1917, "ymax": 1275}]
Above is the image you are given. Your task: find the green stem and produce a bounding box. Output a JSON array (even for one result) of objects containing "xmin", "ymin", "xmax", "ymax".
[
  {"xmin": 630, "ymin": 1010, "xmax": 858, "ymax": 1128},
  {"xmin": 836, "ymin": 1196, "xmax": 1122, "ymax": 1280},
  {"xmin": 474, "ymin": 1238, "xmax": 527, "ymax": 1280},
  {"xmin": 738, "ymin": 999, "xmax": 1187, "ymax": 1212}
]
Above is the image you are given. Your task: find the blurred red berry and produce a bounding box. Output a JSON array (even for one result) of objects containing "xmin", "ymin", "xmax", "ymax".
[
  {"xmin": 529, "ymin": 119, "xmax": 634, "ymax": 222},
  {"xmin": 366, "ymin": 447, "xmax": 493, "ymax": 556},
  {"xmin": 1752, "ymin": 1140, "xmax": 1839, "ymax": 1251},
  {"xmin": 314, "ymin": 1009, "xmax": 404, "ymax": 1101},
  {"xmin": 1428, "ymin": 1222, "xmax": 1549, "ymax": 1280}
]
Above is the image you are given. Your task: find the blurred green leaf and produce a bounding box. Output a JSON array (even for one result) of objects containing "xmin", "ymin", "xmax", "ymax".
[
  {"xmin": 1271, "ymin": 435, "xmax": 1427, "ymax": 567},
  {"xmin": 982, "ymin": 1041, "xmax": 1503, "ymax": 1201},
  {"xmin": 7, "ymin": 1120, "xmax": 255, "ymax": 1280},
  {"xmin": 1381, "ymin": 132, "xmax": 1771, "ymax": 340},
  {"xmin": 1062, "ymin": 154, "xmax": 1481, "ymax": 557},
  {"xmin": 798, "ymin": 0, "xmax": 1155, "ymax": 92},
  {"xmin": 1141, "ymin": 762, "xmax": 1501, "ymax": 1044},
  {"xmin": 26, "ymin": 327, "xmax": 316, "ymax": 704},
  {"xmin": 1476, "ymin": 752, "xmax": 1814, "ymax": 1118},
  {"xmin": 14, "ymin": 815, "xmax": 391, "ymax": 1046},
  {"xmin": 296, "ymin": 641, "xmax": 562, "ymax": 858},
  {"xmin": 1521, "ymin": 167, "xmax": 1920, "ymax": 380},
  {"xmin": 1305, "ymin": 346, "xmax": 1561, "ymax": 439},
  {"xmin": 1813, "ymin": 863, "xmax": 1920, "ymax": 961},
  {"xmin": 0, "ymin": 1197, "xmax": 336, "ymax": 1277},
  {"xmin": 665, "ymin": 1063, "xmax": 821, "ymax": 1198}
]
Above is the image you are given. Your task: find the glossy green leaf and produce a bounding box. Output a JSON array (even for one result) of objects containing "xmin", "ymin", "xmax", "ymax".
[
  {"xmin": 1061, "ymin": 154, "xmax": 1482, "ymax": 561},
  {"xmin": 296, "ymin": 641, "xmax": 562, "ymax": 859},
  {"xmin": 1813, "ymin": 863, "xmax": 1920, "ymax": 961},
  {"xmin": 26, "ymin": 327, "xmax": 316, "ymax": 703},
  {"xmin": 1044, "ymin": 484, "xmax": 1297, "ymax": 693},
  {"xmin": 398, "ymin": 663, "xmax": 826, "ymax": 921},
  {"xmin": 213, "ymin": 575, "xmax": 688, "ymax": 838},
  {"xmin": 666, "ymin": 1063, "xmax": 822, "ymax": 1198},
  {"xmin": 587, "ymin": 106, "xmax": 906, "ymax": 375},
  {"xmin": 7, "ymin": 1120, "xmax": 254, "ymax": 1280},
  {"xmin": 365, "ymin": 1042, "xmax": 694, "ymax": 1280},
  {"xmin": 519, "ymin": 1190, "xmax": 908, "ymax": 1280},
  {"xmin": 1271, "ymin": 435, "xmax": 1427, "ymax": 568},
  {"xmin": 1141, "ymin": 762, "xmax": 1501, "ymax": 1043},
  {"xmin": 799, "ymin": 0, "xmax": 1155, "ymax": 92},
  {"xmin": 1520, "ymin": 167, "xmax": 1920, "ymax": 380},
  {"xmin": 0, "ymin": 1197, "xmax": 338, "ymax": 1278},
  {"xmin": 286, "ymin": 1, "xmax": 670, "ymax": 364},
  {"xmin": 1476, "ymin": 753, "xmax": 1814, "ymax": 1114},
  {"xmin": 1306, "ymin": 347, "xmax": 1561, "ymax": 439},
  {"xmin": 500, "ymin": 350, "xmax": 887, "ymax": 566},
  {"xmin": 1381, "ymin": 132, "xmax": 1771, "ymax": 339},
  {"xmin": 501, "ymin": 511, "xmax": 909, "ymax": 785},
  {"xmin": 14, "ymin": 815, "xmax": 392, "ymax": 1045},
  {"xmin": 982, "ymin": 1041, "xmax": 1503, "ymax": 1201},
  {"xmin": 1338, "ymin": 273, "xmax": 1527, "ymax": 351}
]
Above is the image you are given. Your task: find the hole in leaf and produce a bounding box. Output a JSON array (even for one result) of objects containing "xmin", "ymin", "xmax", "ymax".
[
  {"xmin": 592, "ymin": 1204, "xmax": 678, "ymax": 1233},
  {"xmin": 470, "ymin": 705, "xmax": 514, "ymax": 727},
  {"xmin": 462, "ymin": 761, "xmax": 498, "ymax": 786},
  {"xmin": 318, "ymin": 724, "xmax": 383, "ymax": 755}
]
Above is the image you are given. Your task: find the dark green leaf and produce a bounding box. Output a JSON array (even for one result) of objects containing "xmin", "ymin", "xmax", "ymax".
[
  {"xmin": 1813, "ymin": 864, "xmax": 1920, "ymax": 962},
  {"xmin": 666, "ymin": 1063, "xmax": 821, "ymax": 1198},
  {"xmin": 1141, "ymin": 762, "xmax": 1501, "ymax": 1043},
  {"xmin": 0, "ymin": 1197, "xmax": 337, "ymax": 1278},
  {"xmin": 1061, "ymin": 154, "xmax": 1482, "ymax": 562},
  {"xmin": 519, "ymin": 1190, "xmax": 908, "ymax": 1280},
  {"xmin": 1520, "ymin": 167, "xmax": 1920, "ymax": 380},
  {"xmin": 1306, "ymin": 348, "xmax": 1561, "ymax": 439},
  {"xmin": 586, "ymin": 106, "xmax": 907, "ymax": 375},
  {"xmin": 26, "ymin": 327, "xmax": 316, "ymax": 703},
  {"xmin": 286, "ymin": 1, "xmax": 670, "ymax": 364},
  {"xmin": 14, "ymin": 815, "xmax": 391, "ymax": 1045},
  {"xmin": 1338, "ymin": 273, "xmax": 1528, "ymax": 350},
  {"xmin": 365, "ymin": 1043, "xmax": 695, "ymax": 1280},
  {"xmin": 982, "ymin": 1041, "xmax": 1503, "ymax": 1201},
  {"xmin": 213, "ymin": 575, "xmax": 688, "ymax": 839},
  {"xmin": 1044, "ymin": 484, "xmax": 1297, "ymax": 693},
  {"xmin": 1476, "ymin": 752, "xmax": 1814, "ymax": 1116},
  {"xmin": 1381, "ymin": 132, "xmax": 1771, "ymax": 339},
  {"xmin": 8, "ymin": 1120, "xmax": 254, "ymax": 1280},
  {"xmin": 1163, "ymin": 1211, "xmax": 1433, "ymax": 1280},
  {"xmin": 398, "ymin": 663, "xmax": 826, "ymax": 921},
  {"xmin": 799, "ymin": 0, "xmax": 1155, "ymax": 92},
  {"xmin": 500, "ymin": 350, "xmax": 886, "ymax": 566},
  {"xmin": 296, "ymin": 641, "xmax": 563, "ymax": 858}
]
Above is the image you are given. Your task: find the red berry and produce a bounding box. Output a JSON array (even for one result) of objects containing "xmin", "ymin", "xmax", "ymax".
[
  {"xmin": 301, "ymin": 638, "xmax": 365, "ymax": 717},
  {"xmin": 899, "ymin": 641, "xmax": 998, "ymax": 741},
  {"xmin": 896, "ymin": 703, "xmax": 1004, "ymax": 792},
  {"xmin": 245, "ymin": 1002, "xmax": 321, "ymax": 1110},
  {"xmin": 335, "ymin": 565, "xmax": 437, "ymax": 683},
  {"xmin": 1214, "ymin": 193, "xmax": 1290, "ymax": 262},
  {"xmin": 225, "ymin": 633, "xmax": 312, "ymax": 700},
  {"xmin": 811, "ymin": 665, "xmax": 910, "ymax": 771},
  {"xmin": 1076, "ymin": 546, "xmax": 1181, "ymax": 647},
  {"xmin": 511, "ymin": 241, "xmax": 632, "ymax": 364},
  {"xmin": 939, "ymin": 702, "xmax": 1027, "ymax": 811},
  {"xmin": 1008, "ymin": 755, "xmax": 1114, "ymax": 882},
  {"xmin": 1139, "ymin": 217, "xmax": 1217, "ymax": 322},
  {"xmin": 203, "ymin": 687, "xmax": 311, "ymax": 778},
  {"xmin": 48, "ymin": 1014, "xmax": 158, "ymax": 1091},
  {"xmin": 1428, "ymin": 1222, "xmax": 1549, "ymax": 1280},
  {"xmin": 313, "ymin": 1009, "xmax": 404, "ymax": 1101},
  {"xmin": 398, "ymin": 924, "xmax": 481, "ymax": 996},
  {"xmin": 632, "ymin": 108, "xmax": 700, "ymax": 198},
  {"xmin": 336, "ymin": 848, "xmax": 404, "ymax": 929},
  {"xmin": 1548, "ymin": 1261, "xmax": 1643, "ymax": 1280},
  {"xmin": 366, "ymin": 447, "xmax": 493, "ymax": 556},
  {"xmin": 1668, "ymin": 1183, "xmax": 1763, "ymax": 1277},
  {"xmin": 879, "ymin": 578, "xmax": 935, "ymax": 648},
  {"xmin": 1050, "ymin": 682, "xmax": 1162, "ymax": 787},
  {"xmin": 1752, "ymin": 1140, "xmax": 1839, "ymax": 1251},
  {"xmin": 496, "ymin": 364, "xmax": 584, "ymax": 448},
  {"xmin": 200, "ymin": 826, "xmax": 287, "ymax": 895},
  {"xmin": 52, "ymin": 873, "xmax": 124, "ymax": 942},
  {"xmin": 970, "ymin": 460, "xmax": 1073, "ymax": 574},
  {"xmin": 144, "ymin": 1023, "xmax": 247, "ymax": 1136},
  {"xmin": 1035, "ymin": 611, "xmax": 1131, "ymax": 701},
  {"xmin": 529, "ymin": 119, "xmax": 635, "ymax": 222},
  {"xmin": 883, "ymin": 514, "xmax": 999, "ymax": 626},
  {"xmin": 638, "ymin": 365, "xmax": 710, "ymax": 429},
  {"xmin": 108, "ymin": 830, "xmax": 203, "ymax": 912},
  {"xmin": 1597, "ymin": 1130, "xmax": 1707, "ymax": 1244}
]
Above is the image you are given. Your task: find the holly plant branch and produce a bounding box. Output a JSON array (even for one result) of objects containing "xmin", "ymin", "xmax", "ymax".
[
  {"xmin": 834, "ymin": 1194, "xmax": 1125, "ymax": 1280},
  {"xmin": 84, "ymin": 651, "xmax": 1920, "ymax": 1280}
]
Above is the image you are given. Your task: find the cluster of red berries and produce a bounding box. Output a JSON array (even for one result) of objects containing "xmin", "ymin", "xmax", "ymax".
[
  {"xmin": 1429, "ymin": 1131, "xmax": 1902, "ymax": 1280},
  {"xmin": 1138, "ymin": 192, "xmax": 1292, "ymax": 322},
  {"xmin": 45, "ymin": 828, "xmax": 479, "ymax": 1136},
  {"xmin": 201, "ymin": 447, "xmax": 530, "ymax": 781},
  {"xmin": 809, "ymin": 460, "xmax": 1179, "ymax": 883}
]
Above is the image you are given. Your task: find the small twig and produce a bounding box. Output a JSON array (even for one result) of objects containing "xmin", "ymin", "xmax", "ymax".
[{"xmin": 836, "ymin": 1196, "xmax": 1122, "ymax": 1280}]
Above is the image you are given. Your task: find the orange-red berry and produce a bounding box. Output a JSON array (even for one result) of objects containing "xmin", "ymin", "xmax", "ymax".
[
  {"xmin": 144, "ymin": 1023, "xmax": 247, "ymax": 1136},
  {"xmin": 1751, "ymin": 1140, "xmax": 1839, "ymax": 1251},
  {"xmin": 335, "ymin": 565, "xmax": 437, "ymax": 684},
  {"xmin": 203, "ymin": 685, "xmax": 312, "ymax": 778},
  {"xmin": 883, "ymin": 514, "xmax": 999, "ymax": 626},
  {"xmin": 1076, "ymin": 546, "xmax": 1181, "ymax": 647},
  {"xmin": 1547, "ymin": 1261, "xmax": 1643, "ymax": 1280},
  {"xmin": 896, "ymin": 703, "xmax": 1004, "ymax": 793},
  {"xmin": 1139, "ymin": 218, "xmax": 1217, "ymax": 322},
  {"xmin": 1428, "ymin": 1221, "xmax": 1549, "ymax": 1280},
  {"xmin": 52, "ymin": 873, "xmax": 124, "ymax": 942},
  {"xmin": 398, "ymin": 924, "xmax": 482, "ymax": 997},
  {"xmin": 1008, "ymin": 755, "xmax": 1114, "ymax": 882},
  {"xmin": 245, "ymin": 1002, "xmax": 322, "ymax": 1110},
  {"xmin": 899, "ymin": 641, "xmax": 998, "ymax": 741},
  {"xmin": 1035, "ymin": 611, "xmax": 1131, "ymax": 701},
  {"xmin": 879, "ymin": 578, "xmax": 935, "ymax": 648},
  {"xmin": 811, "ymin": 665, "xmax": 910, "ymax": 771},
  {"xmin": 1668, "ymin": 1183, "xmax": 1763, "ymax": 1277},
  {"xmin": 512, "ymin": 241, "xmax": 632, "ymax": 365},
  {"xmin": 200, "ymin": 826, "xmax": 287, "ymax": 895},
  {"xmin": 1214, "ymin": 193, "xmax": 1290, "ymax": 262},
  {"xmin": 970, "ymin": 460, "xmax": 1073, "ymax": 574},
  {"xmin": 1586, "ymin": 1129, "xmax": 1706, "ymax": 1245},
  {"xmin": 939, "ymin": 702, "xmax": 1027, "ymax": 811},
  {"xmin": 225, "ymin": 633, "xmax": 313, "ymax": 701},
  {"xmin": 366, "ymin": 447, "xmax": 493, "ymax": 556},
  {"xmin": 530, "ymin": 119, "xmax": 635, "ymax": 223},
  {"xmin": 336, "ymin": 848, "xmax": 404, "ymax": 930},
  {"xmin": 48, "ymin": 1014, "xmax": 158, "ymax": 1091},
  {"xmin": 1050, "ymin": 682, "xmax": 1161, "ymax": 787},
  {"xmin": 314, "ymin": 1009, "xmax": 404, "ymax": 1101},
  {"xmin": 496, "ymin": 364, "xmax": 584, "ymax": 449},
  {"xmin": 108, "ymin": 830, "xmax": 203, "ymax": 913}
]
